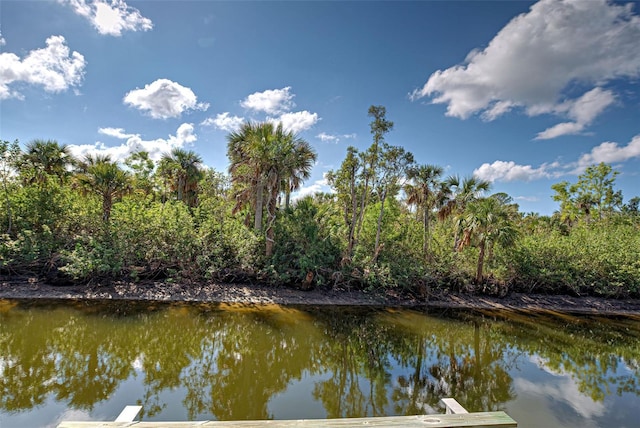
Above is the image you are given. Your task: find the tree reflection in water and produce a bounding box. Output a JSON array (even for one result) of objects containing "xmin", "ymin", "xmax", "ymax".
[{"xmin": 1, "ymin": 300, "xmax": 639, "ymax": 427}]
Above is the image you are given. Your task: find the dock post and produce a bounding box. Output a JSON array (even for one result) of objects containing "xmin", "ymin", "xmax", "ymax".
[
  {"xmin": 114, "ymin": 405, "xmax": 142, "ymax": 422},
  {"xmin": 440, "ymin": 397, "xmax": 469, "ymax": 414}
]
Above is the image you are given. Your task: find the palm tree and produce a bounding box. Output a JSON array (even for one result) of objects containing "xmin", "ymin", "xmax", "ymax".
[
  {"xmin": 405, "ymin": 164, "xmax": 444, "ymax": 259},
  {"xmin": 263, "ymin": 124, "xmax": 317, "ymax": 257},
  {"xmin": 279, "ymin": 130, "xmax": 316, "ymax": 211},
  {"xmin": 19, "ymin": 139, "xmax": 74, "ymax": 185},
  {"xmin": 76, "ymin": 157, "xmax": 131, "ymax": 222},
  {"xmin": 227, "ymin": 122, "xmax": 271, "ymax": 231},
  {"xmin": 438, "ymin": 175, "xmax": 491, "ymax": 251},
  {"xmin": 226, "ymin": 122, "xmax": 317, "ymax": 257},
  {"xmin": 158, "ymin": 148, "xmax": 203, "ymax": 207},
  {"xmin": 456, "ymin": 195, "xmax": 519, "ymax": 283}
]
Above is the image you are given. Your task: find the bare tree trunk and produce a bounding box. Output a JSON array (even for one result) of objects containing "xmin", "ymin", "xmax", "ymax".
[
  {"xmin": 344, "ymin": 174, "xmax": 358, "ymax": 264},
  {"xmin": 355, "ymin": 174, "xmax": 369, "ymax": 243},
  {"xmin": 373, "ymin": 188, "xmax": 387, "ymax": 263},
  {"xmin": 3, "ymin": 178, "xmax": 12, "ymax": 234}
]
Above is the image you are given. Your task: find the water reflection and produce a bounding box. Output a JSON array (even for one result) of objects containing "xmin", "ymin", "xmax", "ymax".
[{"xmin": 0, "ymin": 300, "xmax": 639, "ymax": 428}]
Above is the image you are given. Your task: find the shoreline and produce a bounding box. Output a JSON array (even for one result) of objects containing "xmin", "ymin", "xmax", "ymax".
[{"xmin": 2, "ymin": 277, "xmax": 640, "ymax": 316}]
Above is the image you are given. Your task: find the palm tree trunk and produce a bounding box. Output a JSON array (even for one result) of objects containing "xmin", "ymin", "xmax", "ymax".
[
  {"xmin": 285, "ymin": 187, "xmax": 291, "ymax": 211},
  {"xmin": 177, "ymin": 175, "xmax": 185, "ymax": 202},
  {"xmin": 103, "ymin": 193, "xmax": 112, "ymax": 223},
  {"xmin": 254, "ymin": 178, "xmax": 264, "ymax": 231},
  {"xmin": 265, "ymin": 187, "xmax": 278, "ymax": 257},
  {"xmin": 475, "ymin": 239, "xmax": 486, "ymax": 284},
  {"xmin": 423, "ymin": 207, "xmax": 429, "ymax": 259}
]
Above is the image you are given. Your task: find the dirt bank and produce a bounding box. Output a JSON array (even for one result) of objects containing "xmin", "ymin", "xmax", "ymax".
[{"xmin": 1, "ymin": 276, "xmax": 640, "ymax": 316}]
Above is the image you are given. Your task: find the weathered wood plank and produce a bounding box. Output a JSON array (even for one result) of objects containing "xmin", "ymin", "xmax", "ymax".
[{"xmin": 58, "ymin": 411, "xmax": 516, "ymax": 428}]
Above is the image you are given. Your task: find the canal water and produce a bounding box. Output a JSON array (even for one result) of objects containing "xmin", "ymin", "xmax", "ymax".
[{"xmin": 1, "ymin": 299, "xmax": 638, "ymax": 428}]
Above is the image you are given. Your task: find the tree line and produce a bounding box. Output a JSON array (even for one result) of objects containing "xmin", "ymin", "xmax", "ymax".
[{"xmin": 1, "ymin": 106, "xmax": 639, "ymax": 297}]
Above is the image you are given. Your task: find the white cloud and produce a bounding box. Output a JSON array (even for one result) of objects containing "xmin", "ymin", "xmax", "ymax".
[
  {"xmin": 69, "ymin": 123, "xmax": 197, "ymax": 162},
  {"xmin": 123, "ymin": 79, "xmax": 209, "ymax": 119},
  {"xmin": 474, "ymin": 134, "xmax": 640, "ymax": 182},
  {"xmin": 241, "ymin": 87, "xmax": 295, "ymax": 115},
  {"xmin": 268, "ymin": 111, "xmax": 319, "ymax": 134},
  {"xmin": 316, "ymin": 132, "xmax": 337, "ymax": 143},
  {"xmin": 577, "ymin": 134, "xmax": 640, "ymax": 168},
  {"xmin": 201, "ymin": 112, "xmax": 244, "ymax": 132},
  {"xmin": 98, "ymin": 127, "xmax": 136, "ymax": 139},
  {"xmin": 291, "ymin": 176, "xmax": 332, "ymax": 201},
  {"xmin": 535, "ymin": 88, "xmax": 616, "ymax": 139},
  {"xmin": 535, "ymin": 122, "xmax": 586, "ymax": 141},
  {"xmin": 316, "ymin": 132, "xmax": 356, "ymax": 144},
  {"xmin": 59, "ymin": 0, "xmax": 152, "ymax": 36},
  {"xmin": 0, "ymin": 34, "xmax": 5, "ymax": 46},
  {"xmin": 515, "ymin": 196, "xmax": 540, "ymax": 202},
  {"xmin": 412, "ymin": 0, "xmax": 640, "ymax": 138},
  {"xmin": 0, "ymin": 35, "xmax": 86, "ymax": 100},
  {"xmin": 474, "ymin": 160, "xmax": 552, "ymax": 183}
]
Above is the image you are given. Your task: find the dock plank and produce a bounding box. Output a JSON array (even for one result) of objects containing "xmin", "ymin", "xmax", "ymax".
[{"xmin": 58, "ymin": 412, "xmax": 516, "ymax": 427}]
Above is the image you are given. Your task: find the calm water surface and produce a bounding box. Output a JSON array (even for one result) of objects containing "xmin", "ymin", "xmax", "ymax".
[{"xmin": 1, "ymin": 299, "xmax": 639, "ymax": 428}]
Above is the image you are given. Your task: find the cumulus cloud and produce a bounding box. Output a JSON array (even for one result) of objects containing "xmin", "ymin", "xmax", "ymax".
[
  {"xmin": 475, "ymin": 134, "xmax": 640, "ymax": 182},
  {"xmin": 201, "ymin": 112, "xmax": 244, "ymax": 132},
  {"xmin": 69, "ymin": 123, "xmax": 197, "ymax": 162},
  {"xmin": 535, "ymin": 88, "xmax": 616, "ymax": 139},
  {"xmin": 58, "ymin": 0, "xmax": 153, "ymax": 36},
  {"xmin": 241, "ymin": 87, "xmax": 295, "ymax": 115},
  {"xmin": 0, "ymin": 34, "xmax": 5, "ymax": 46},
  {"xmin": 98, "ymin": 127, "xmax": 136, "ymax": 139},
  {"xmin": 268, "ymin": 111, "xmax": 319, "ymax": 134},
  {"xmin": 0, "ymin": 35, "xmax": 86, "ymax": 100},
  {"xmin": 535, "ymin": 122, "xmax": 586, "ymax": 141},
  {"xmin": 316, "ymin": 132, "xmax": 356, "ymax": 144},
  {"xmin": 411, "ymin": 0, "xmax": 640, "ymax": 138},
  {"xmin": 123, "ymin": 79, "xmax": 209, "ymax": 119},
  {"xmin": 473, "ymin": 160, "xmax": 553, "ymax": 182},
  {"xmin": 291, "ymin": 176, "xmax": 332, "ymax": 201},
  {"xmin": 577, "ymin": 134, "xmax": 640, "ymax": 169}
]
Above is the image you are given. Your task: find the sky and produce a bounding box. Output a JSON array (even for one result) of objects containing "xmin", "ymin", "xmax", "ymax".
[{"xmin": 1, "ymin": 0, "xmax": 639, "ymax": 215}]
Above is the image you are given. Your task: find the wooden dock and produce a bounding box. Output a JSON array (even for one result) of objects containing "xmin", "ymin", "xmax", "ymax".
[{"xmin": 58, "ymin": 399, "xmax": 517, "ymax": 428}]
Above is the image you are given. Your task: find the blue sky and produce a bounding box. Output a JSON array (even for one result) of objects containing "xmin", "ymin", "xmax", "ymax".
[{"xmin": 1, "ymin": 0, "xmax": 639, "ymax": 215}]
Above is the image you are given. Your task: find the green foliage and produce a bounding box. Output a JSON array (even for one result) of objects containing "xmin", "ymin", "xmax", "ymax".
[
  {"xmin": 115, "ymin": 200, "xmax": 199, "ymax": 278},
  {"xmin": 552, "ymin": 162, "xmax": 623, "ymax": 223},
  {"xmin": 0, "ymin": 227, "xmax": 56, "ymax": 270},
  {"xmin": 196, "ymin": 205, "xmax": 262, "ymax": 279},
  {"xmin": 269, "ymin": 196, "xmax": 341, "ymax": 287},
  {"xmin": 508, "ymin": 222, "xmax": 640, "ymax": 297},
  {"xmin": 227, "ymin": 121, "xmax": 317, "ymax": 257},
  {"xmin": 3, "ymin": 124, "xmax": 639, "ymax": 299},
  {"xmin": 59, "ymin": 234, "xmax": 123, "ymax": 280}
]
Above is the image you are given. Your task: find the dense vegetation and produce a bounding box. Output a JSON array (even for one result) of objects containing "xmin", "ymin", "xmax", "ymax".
[{"xmin": 1, "ymin": 107, "xmax": 639, "ymax": 298}]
